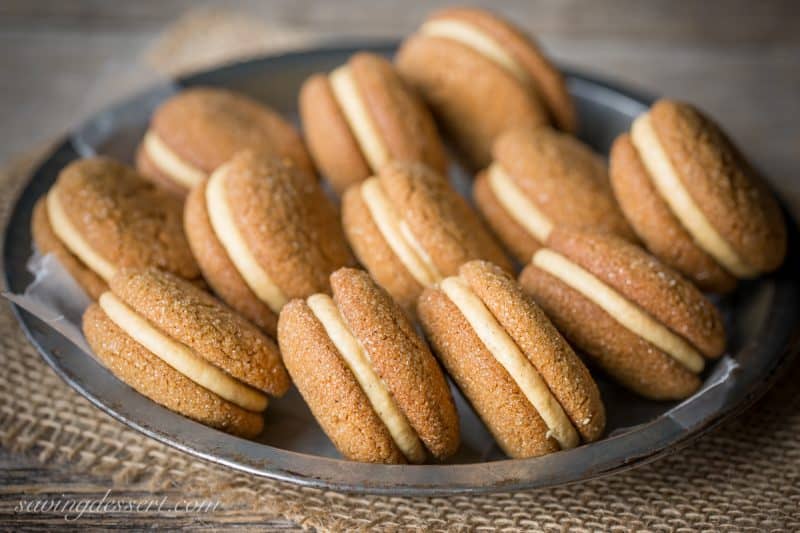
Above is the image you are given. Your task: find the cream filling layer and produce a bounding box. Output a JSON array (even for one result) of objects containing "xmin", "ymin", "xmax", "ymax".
[
  {"xmin": 205, "ymin": 163, "xmax": 287, "ymax": 313},
  {"xmin": 306, "ymin": 293, "xmax": 426, "ymax": 463},
  {"xmin": 488, "ymin": 163, "xmax": 554, "ymax": 247},
  {"xmin": 99, "ymin": 292, "xmax": 268, "ymax": 412},
  {"xmin": 360, "ymin": 177, "xmax": 441, "ymax": 287},
  {"xmin": 440, "ymin": 276, "xmax": 579, "ymax": 450},
  {"xmin": 631, "ymin": 113, "xmax": 756, "ymax": 278},
  {"xmin": 46, "ymin": 187, "xmax": 116, "ymax": 282},
  {"xmin": 532, "ymin": 249, "xmax": 705, "ymax": 373},
  {"xmin": 329, "ymin": 65, "xmax": 390, "ymax": 172},
  {"xmin": 143, "ymin": 130, "xmax": 207, "ymax": 189},
  {"xmin": 420, "ymin": 19, "xmax": 532, "ymax": 88}
]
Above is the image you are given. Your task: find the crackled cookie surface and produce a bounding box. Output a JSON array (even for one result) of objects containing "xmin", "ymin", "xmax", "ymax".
[
  {"xmin": 520, "ymin": 228, "xmax": 726, "ymax": 400},
  {"xmin": 184, "ymin": 151, "xmax": 353, "ymax": 335},
  {"xmin": 396, "ymin": 7, "xmax": 575, "ymax": 167},
  {"xmin": 300, "ymin": 52, "xmax": 446, "ymax": 193},
  {"xmin": 83, "ymin": 269, "xmax": 289, "ymax": 438},
  {"xmin": 32, "ymin": 157, "xmax": 200, "ymax": 298},
  {"xmin": 278, "ymin": 267, "xmax": 459, "ymax": 464},
  {"xmin": 418, "ymin": 260, "xmax": 605, "ymax": 458},
  {"xmin": 341, "ymin": 161, "xmax": 511, "ymax": 314},
  {"xmin": 136, "ymin": 87, "xmax": 314, "ymax": 194},
  {"xmin": 610, "ymin": 99, "xmax": 787, "ymax": 291},
  {"xmin": 474, "ymin": 127, "xmax": 635, "ymax": 262}
]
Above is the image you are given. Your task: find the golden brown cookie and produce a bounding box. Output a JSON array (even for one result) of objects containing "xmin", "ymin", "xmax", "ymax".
[
  {"xmin": 300, "ymin": 52, "xmax": 447, "ymax": 194},
  {"xmin": 610, "ymin": 99, "xmax": 787, "ymax": 292},
  {"xmin": 31, "ymin": 198, "xmax": 108, "ymax": 300},
  {"xmin": 474, "ymin": 127, "xmax": 636, "ymax": 262},
  {"xmin": 417, "ymin": 260, "xmax": 604, "ymax": 459},
  {"xmin": 519, "ymin": 227, "xmax": 726, "ymax": 400},
  {"xmin": 395, "ymin": 7, "xmax": 575, "ymax": 168},
  {"xmin": 341, "ymin": 161, "xmax": 512, "ymax": 314},
  {"xmin": 136, "ymin": 87, "xmax": 314, "ymax": 195},
  {"xmin": 31, "ymin": 157, "xmax": 200, "ymax": 298},
  {"xmin": 278, "ymin": 267, "xmax": 460, "ymax": 464},
  {"xmin": 183, "ymin": 150, "xmax": 354, "ymax": 335},
  {"xmin": 82, "ymin": 269, "xmax": 290, "ymax": 438}
]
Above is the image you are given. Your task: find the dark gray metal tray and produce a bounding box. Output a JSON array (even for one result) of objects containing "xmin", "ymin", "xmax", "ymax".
[{"xmin": 3, "ymin": 43, "xmax": 799, "ymax": 495}]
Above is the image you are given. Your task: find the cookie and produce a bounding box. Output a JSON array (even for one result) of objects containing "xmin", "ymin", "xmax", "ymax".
[
  {"xmin": 341, "ymin": 161, "xmax": 512, "ymax": 314},
  {"xmin": 474, "ymin": 127, "xmax": 636, "ymax": 263},
  {"xmin": 417, "ymin": 260, "xmax": 604, "ymax": 458},
  {"xmin": 82, "ymin": 269, "xmax": 290, "ymax": 438},
  {"xmin": 610, "ymin": 99, "xmax": 787, "ymax": 292},
  {"xmin": 136, "ymin": 87, "xmax": 314, "ymax": 195},
  {"xmin": 32, "ymin": 157, "xmax": 200, "ymax": 299},
  {"xmin": 395, "ymin": 6, "xmax": 575, "ymax": 168},
  {"xmin": 278, "ymin": 267, "xmax": 459, "ymax": 463},
  {"xmin": 184, "ymin": 150, "xmax": 354, "ymax": 335},
  {"xmin": 519, "ymin": 227, "xmax": 726, "ymax": 400},
  {"xmin": 299, "ymin": 52, "xmax": 447, "ymax": 194}
]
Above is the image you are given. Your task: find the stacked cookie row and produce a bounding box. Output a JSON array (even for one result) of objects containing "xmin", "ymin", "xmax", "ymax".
[{"xmin": 31, "ymin": 7, "xmax": 787, "ymax": 464}]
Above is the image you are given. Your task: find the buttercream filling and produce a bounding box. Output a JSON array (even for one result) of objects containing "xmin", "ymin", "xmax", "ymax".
[
  {"xmin": 488, "ymin": 163, "xmax": 554, "ymax": 247},
  {"xmin": 532, "ymin": 249, "xmax": 705, "ymax": 373},
  {"xmin": 631, "ymin": 113, "xmax": 756, "ymax": 278},
  {"xmin": 143, "ymin": 130, "xmax": 207, "ymax": 189},
  {"xmin": 420, "ymin": 19, "xmax": 532, "ymax": 88},
  {"xmin": 329, "ymin": 65, "xmax": 390, "ymax": 172},
  {"xmin": 440, "ymin": 275, "xmax": 579, "ymax": 450},
  {"xmin": 360, "ymin": 177, "xmax": 442, "ymax": 287},
  {"xmin": 46, "ymin": 187, "xmax": 116, "ymax": 282},
  {"xmin": 306, "ymin": 293, "xmax": 426, "ymax": 463},
  {"xmin": 99, "ymin": 292, "xmax": 268, "ymax": 412},
  {"xmin": 205, "ymin": 163, "xmax": 288, "ymax": 313}
]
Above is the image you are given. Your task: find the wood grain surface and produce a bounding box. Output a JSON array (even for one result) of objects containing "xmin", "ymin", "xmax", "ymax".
[{"xmin": 1, "ymin": 0, "xmax": 798, "ymax": 530}]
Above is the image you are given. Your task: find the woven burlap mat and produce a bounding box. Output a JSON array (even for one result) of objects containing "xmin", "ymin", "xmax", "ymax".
[{"xmin": 2, "ymin": 9, "xmax": 800, "ymax": 531}]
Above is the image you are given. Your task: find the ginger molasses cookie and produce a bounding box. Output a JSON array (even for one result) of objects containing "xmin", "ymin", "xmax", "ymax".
[
  {"xmin": 474, "ymin": 127, "xmax": 635, "ymax": 262},
  {"xmin": 299, "ymin": 52, "xmax": 447, "ymax": 194},
  {"xmin": 610, "ymin": 99, "xmax": 787, "ymax": 292},
  {"xmin": 519, "ymin": 227, "xmax": 726, "ymax": 400},
  {"xmin": 184, "ymin": 150, "xmax": 354, "ymax": 335},
  {"xmin": 396, "ymin": 7, "xmax": 576, "ymax": 168},
  {"xmin": 418, "ymin": 260, "xmax": 605, "ymax": 459},
  {"xmin": 341, "ymin": 161, "xmax": 511, "ymax": 314},
  {"xmin": 83, "ymin": 269, "xmax": 290, "ymax": 438},
  {"xmin": 32, "ymin": 157, "xmax": 200, "ymax": 299},
  {"xmin": 278, "ymin": 267, "xmax": 460, "ymax": 464},
  {"xmin": 136, "ymin": 87, "xmax": 314, "ymax": 195}
]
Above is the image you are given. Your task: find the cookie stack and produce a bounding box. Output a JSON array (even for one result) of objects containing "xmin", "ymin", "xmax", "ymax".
[{"xmin": 31, "ymin": 6, "xmax": 788, "ymax": 464}]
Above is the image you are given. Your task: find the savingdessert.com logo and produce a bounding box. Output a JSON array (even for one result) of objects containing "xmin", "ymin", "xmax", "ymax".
[{"xmin": 15, "ymin": 490, "xmax": 221, "ymax": 521}]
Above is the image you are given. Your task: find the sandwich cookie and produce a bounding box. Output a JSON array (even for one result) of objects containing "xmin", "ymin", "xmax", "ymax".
[
  {"xmin": 519, "ymin": 228, "xmax": 726, "ymax": 400},
  {"xmin": 184, "ymin": 150, "xmax": 354, "ymax": 335},
  {"xmin": 474, "ymin": 127, "xmax": 636, "ymax": 263},
  {"xmin": 32, "ymin": 157, "xmax": 200, "ymax": 300},
  {"xmin": 278, "ymin": 267, "xmax": 460, "ymax": 463},
  {"xmin": 417, "ymin": 260, "xmax": 605, "ymax": 458},
  {"xmin": 136, "ymin": 87, "xmax": 314, "ymax": 195},
  {"xmin": 83, "ymin": 269, "xmax": 290, "ymax": 438},
  {"xmin": 396, "ymin": 7, "xmax": 575, "ymax": 168},
  {"xmin": 299, "ymin": 52, "xmax": 447, "ymax": 194},
  {"xmin": 341, "ymin": 161, "xmax": 512, "ymax": 314},
  {"xmin": 610, "ymin": 99, "xmax": 787, "ymax": 292}
]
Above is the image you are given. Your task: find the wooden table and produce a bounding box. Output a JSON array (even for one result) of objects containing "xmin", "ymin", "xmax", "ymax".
[{"xmin": 1, "ymin": 1, "xmax": 798, "ymax": 529}]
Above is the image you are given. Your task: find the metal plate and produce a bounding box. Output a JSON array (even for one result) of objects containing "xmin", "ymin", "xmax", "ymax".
[{"xmin": 3, "ymin": 43, "xmax": 799, "ymax": 495}]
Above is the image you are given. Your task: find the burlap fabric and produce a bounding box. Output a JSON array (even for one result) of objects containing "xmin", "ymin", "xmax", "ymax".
[{"xmin": 2, "ymin": 9, "xmax": 800, "ymax": 531}]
